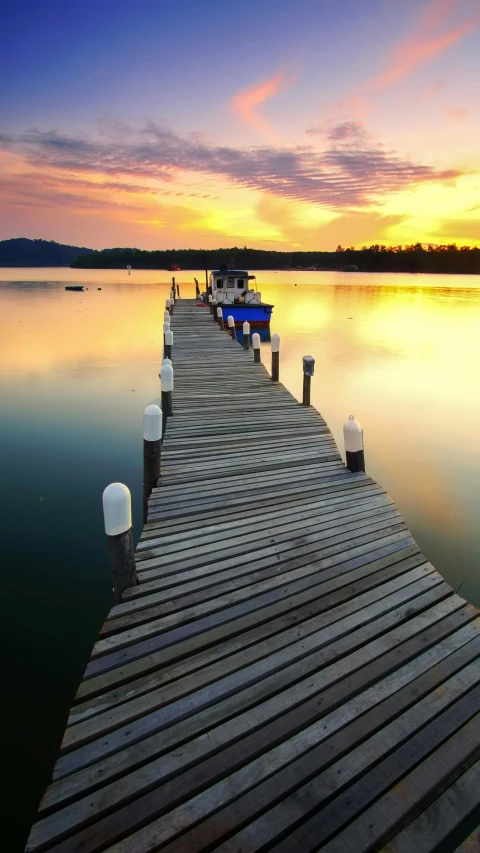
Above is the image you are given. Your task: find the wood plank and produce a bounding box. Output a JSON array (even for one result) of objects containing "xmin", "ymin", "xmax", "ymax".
[{"xmin": 27, "ymin": 612, "xmax": 479, "ymax": 852}]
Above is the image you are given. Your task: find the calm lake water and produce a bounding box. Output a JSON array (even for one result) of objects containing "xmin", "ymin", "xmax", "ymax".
[{"xmin": 2, "ymin": 267, "xmax": 480, "ymax": 849}]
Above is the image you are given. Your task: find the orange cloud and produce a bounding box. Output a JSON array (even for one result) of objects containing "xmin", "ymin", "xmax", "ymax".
[
  {"xmin": 444, "ymin": 108, "xmax": 468, "ymax": 120},
  {"xmin": 371, "ymin": 0, "xmax": 480, "ymax": 89},
  {"xmin": 230, "ymin": 69, "xmax": 296, "ymax": 140}
]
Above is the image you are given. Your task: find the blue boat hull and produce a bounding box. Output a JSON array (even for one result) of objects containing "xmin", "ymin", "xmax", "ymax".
[{"xmin": 218, "ymin": 303, "xmax": 273, "ymax": 328}]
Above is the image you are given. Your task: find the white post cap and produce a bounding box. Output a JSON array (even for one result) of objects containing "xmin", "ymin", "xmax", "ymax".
[
  {"xmin": 343, "ymin": 415, "xmax": 363, "ymax": 452},
  {"xmin": 271, "ymin": 333, "xmax": 280, "ymax": 352},
  {"xmin": 103, "ymin": 483, "xmax": 132, "ymax": 536},
  {"xmin": 165, "ymin": 299, "xmax": 170, "ymax": 308},
  {"xmin": 252, "ymin": 332, "xmax": 260, "ymax": 348},
  {"xmin": 243, "ymin": 321, "xmax": 250, "ymax": 334},
  {"xmin": 164, "ymin": 310, "xmax": 170, "ymax": 320},
  {"xmin": 163, "ymin": 320, "xmax": 170, "ymax": 333},
  {"xmin": 163, "ymin": 356, "xmax": 172, "ymax": 365},
  {"xmin": 161, "ymin": 361, "xmax": 174, "ymax": 391},
  {"xmin": 143, "ymin": 404, "xmax": 162, "ymax": 441},
  {"xmin": 217, "ymin": 307, "xmax": 223, "ymax": 318},
  {"xmin": 208, "ymin": 294, "xmax": 213, "ymax": 302},
  {"xmin": 227, "ymin": 315, "xmax": 234, "ymax": 327},
  {"xmin": 165, "ymin": 328, "xmax": 173, "ymax": 345}
]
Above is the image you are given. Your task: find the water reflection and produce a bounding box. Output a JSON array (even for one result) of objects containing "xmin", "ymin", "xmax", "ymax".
[{"xmin": 1, "ymin": 267, "xmax": 480, "ymax": 850}]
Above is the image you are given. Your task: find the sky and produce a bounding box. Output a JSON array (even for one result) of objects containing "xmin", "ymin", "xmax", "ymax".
[{"xmin": 1, "ymin": 0, "xmax": 479, "ymax": 251}]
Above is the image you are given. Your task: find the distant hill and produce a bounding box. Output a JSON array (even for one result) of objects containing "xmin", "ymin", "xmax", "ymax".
[{"xmin": 0, "ymin": 238, "xmax": 97, "ymax": 267}]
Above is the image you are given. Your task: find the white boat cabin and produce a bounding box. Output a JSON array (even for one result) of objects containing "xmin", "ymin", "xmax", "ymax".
[{"xmin": 210, "ymin": 269, "xmax": 262, "ymax": 305}]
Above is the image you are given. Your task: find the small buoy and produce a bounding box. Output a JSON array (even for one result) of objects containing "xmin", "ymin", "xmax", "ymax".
[{"xmin": 98, "ymin": 288, "xmax": 102, "ymax": 291}]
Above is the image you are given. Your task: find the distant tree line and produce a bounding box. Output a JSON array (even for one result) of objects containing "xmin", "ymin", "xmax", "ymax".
[
  {"xmin": 71, "ymin": 243, "xmax": 480, "ymax": 274},
  {"xmin": 0, "ymin": 238, "xmax": 97, "ymax": 267}
]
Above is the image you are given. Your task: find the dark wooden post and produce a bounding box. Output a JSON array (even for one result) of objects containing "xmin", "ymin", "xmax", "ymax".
[
  {"xmin": 344, "ymin": 415, "xmax": 365, "ymax": 472},
  {"xmin": 212, "ymin": 299, "xmax": 218, "ymax": 321},
  {"xmin": 302, "ymin": 355, "xmax": 315, "ymax": 405},
  {"xmin": 252, "ymin": 332, "xmax": 261, "ymax": 362},
  {"xmin": 143, "ymin": 404, "xmax": 162, "ymax": 523},
  {"xmin": 271, "ymin": 333, "xmax": 280, "ymax": 381},
  {"xmin": 164, "ymin": 328, "xmax": 173, "ymax": 359},
  {"xmin": 227, "ymin": 315, "xmax": 236, "ymax": 339},
  {"xmin": 161, "ymin": 361, "xmax": 174, "ymax": 438},
  {"xmin": 103, "ymin": 483, "xmax": 137, "ymax": 603},
  {"xmin": 217, "ymin": 306, "xmax": 224, "ymax": 330},
  {"xmin": 243, "ymin": 321, "xmax": 250, "ymax": 350}
]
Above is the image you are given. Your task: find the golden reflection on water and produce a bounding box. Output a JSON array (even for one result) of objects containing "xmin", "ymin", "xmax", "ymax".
[{"xmin": 1, "ymin": 267, "xmax": 480, "ymax": 605}]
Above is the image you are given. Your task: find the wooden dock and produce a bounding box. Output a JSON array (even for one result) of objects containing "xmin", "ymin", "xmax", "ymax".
[{"xmin": 26, "ymin": 298, "xmax": 480, "ymax": 852}]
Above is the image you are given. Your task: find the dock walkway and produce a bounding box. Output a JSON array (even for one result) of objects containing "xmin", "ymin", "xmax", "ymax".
[{"xmin": 26, "ymin": 299, "xmax": 480, "ymax": 852}]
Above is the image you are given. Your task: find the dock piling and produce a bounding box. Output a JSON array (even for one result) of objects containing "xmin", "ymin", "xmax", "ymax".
[
  {"xmin": 102, "ymin": 483, "xmax": 137, "ymax": 603},
  {"xmin": 163, "ymin": 318, "xmax": 170, "ymax": 349},
  {"xmin": 252, "ymin": 332, "xmax": 261, "ymax": 362},
  {"xmin": 212, "ymin": 299, "xmax": 218, "ymax": 322},
  {"xmin": 208, "ymin": 294, "xmax": 213, "ymax": 313},
  {"xmin": 164, "ymin": 328, "xmax": 173, "ymax": 359},
  {"xmin": 243, "ymin": 321, "xmax": 250, "ymax": 350},
  {"xmin": 217, "ymin": 307, "xmax": 224, "ymax": 330},
  {"xmin": 302, "ymin": 355, "xmax": 315, "ymax": 405},
  {"xmin": 271, "ymin": 333, "xmax": 280, "ymax": 381},
  {"xmin": 143, "ymin": 405, "xmax": 162, "ymax": 523},
  {"xmin": 161, "ymin": 361, "xmax": 174, "ymax": 438},
  {"xmin": 227, "ymin": 315, "xmax": 236, "ymax": 339},
  {"xmin": 344, "ymin": 414, "xmax": 365, "ymax": 472}
]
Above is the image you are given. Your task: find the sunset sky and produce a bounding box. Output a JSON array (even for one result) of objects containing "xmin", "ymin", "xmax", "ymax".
[{"xmin": 1, "ymin": 0, "xmax": 479, "ymax": 251}]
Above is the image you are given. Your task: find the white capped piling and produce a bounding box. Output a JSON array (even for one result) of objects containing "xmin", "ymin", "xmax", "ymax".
[
  {"xmin": 168, "ymin": 297, "xmax": 173, "ymax": 316},
  {"xmin": 271, "ymin": 333, "xmax": 280, "ymax": 381},
  {"xmin": 208, "ymin": 294, "xmax": 213, "ymax": 313},
  {"xmin": 165, "ymin": 298, "xmax": 170, "ymax": 311},
  {"xmin": 217, "ymin": 306, "xmax": 224, "ymax": 330},
  {"xmin": 163, "ymin": 318, "xmax": 170, "ymax": 349},
  {"xmin": 161, "ymin": 360, "xmax": 174, "ymax": 437},
  {"xmin": 252, "ymin": 332, "xmax": 261, "ymax": 362},
  {"xmin": 164, "ymin": 327, "xmax": 173, "ymax": 359},
  {"xmin": 243, "ymin": 321, "xmax": 250, "ymax": 350},
  {"xmin": 212, "ymin": 299, "xmax": 218, "ymax": 322},
  {"xmin": 302, "ymin": 355, "xmax": 315, "ymax": 405},
  {"xmin": 344, "ymin": 414, "xmax": 365, "ymax": 472},
  {"xmin": 164, "ymin": 310, "xmax": 170, "ymax": 321},
  {"xmin": 143, "ymin": 404, "xmax": 162, "ymax": 523},
  {"xmin": 227, "ymin": 314, "xmax": 236, "ymax": 340},
  {"xmin": 103, "ymin": 483, "xmax": 137, "ymax": 603}
]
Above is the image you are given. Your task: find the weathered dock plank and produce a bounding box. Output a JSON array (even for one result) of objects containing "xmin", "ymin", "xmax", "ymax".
[{"xmin": 25, "ymin": 298, "xmax": 480, "ymax": 852}]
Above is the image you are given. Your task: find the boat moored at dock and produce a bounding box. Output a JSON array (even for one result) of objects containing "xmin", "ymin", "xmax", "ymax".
[{"xmin": 203, "ymin": 268, "xmax": 273, "ymax": 328}]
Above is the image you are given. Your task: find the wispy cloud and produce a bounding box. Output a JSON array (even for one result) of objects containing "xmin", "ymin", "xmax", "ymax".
[
  {"xmin": 371, "ymin": 0, "xmax": 480, "ymax": 89},
  {"xmin": 230, "ymin": 69, "xmax": 296, "ymax": 140},
  {"xmin": 444, "ymin": 108, "xmax": 468, "ymax": 120},
  {"xmin": 0, "ymin": 123, "xmax": 459, "ymax": 211}
]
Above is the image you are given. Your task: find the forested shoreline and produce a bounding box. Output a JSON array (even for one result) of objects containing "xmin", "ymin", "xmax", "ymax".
[
  {"xmin": 1, "ymin": 238, "xmax": 480, "ymax": 273},
  {"xmin": 71, "ymin": 243, "xmax": 480, "ymax": 274}
]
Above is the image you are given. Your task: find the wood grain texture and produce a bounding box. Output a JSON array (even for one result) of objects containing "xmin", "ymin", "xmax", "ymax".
[{"xmin": 24, "ymin": 299, "xmax": 480, "ymax": 853}]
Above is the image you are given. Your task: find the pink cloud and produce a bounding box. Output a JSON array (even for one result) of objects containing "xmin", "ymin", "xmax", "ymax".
[
  {"xmin": 370, "ymin": 0, "xmax": 480, "ymax": 89},
  {"xmin": 230, "ymin": 69, "xmax": 297, "ymax": 140},
  {"xmin": 444, "ymin": 108, "xmax": 468, "ymax": 120}
]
